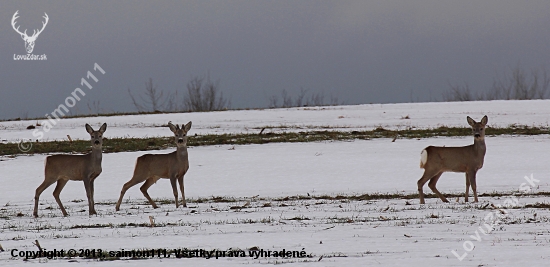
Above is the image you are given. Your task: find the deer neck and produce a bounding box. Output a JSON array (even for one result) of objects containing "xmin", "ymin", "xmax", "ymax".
[
  {"xmin": 90, "ymin": 147, "xmax": 103, "ymax": 166},
  {"xmin": 176, "ymin": 145, "xmax": 188, "ymax": 161},
  {"xmin": 473, "ymin": 137, "xmax": 486, "ymax": 155}
]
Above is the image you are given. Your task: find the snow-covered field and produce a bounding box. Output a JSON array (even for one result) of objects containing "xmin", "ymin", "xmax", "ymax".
[
  {"xmin": 1, "ymin": 99, "xmax": 550, "ymax": 143},
  {"xmin": 0, "ymin": 100, "xmax": 549, "ymax": 266}
]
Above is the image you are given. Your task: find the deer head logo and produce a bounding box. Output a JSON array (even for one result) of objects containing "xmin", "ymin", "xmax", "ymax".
[{"xmin": 11, "ymin": 10, "xmax": 49, "ymax": 54}]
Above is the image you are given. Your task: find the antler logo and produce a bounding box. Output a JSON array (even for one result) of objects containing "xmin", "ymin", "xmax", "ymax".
[{"xmin": 11, "ymin": 10, "xmax": 49, "ymax": 54}]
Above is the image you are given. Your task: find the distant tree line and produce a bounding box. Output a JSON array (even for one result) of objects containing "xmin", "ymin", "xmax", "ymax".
[
  {"xmin": 268, "ymin": 88, "xmax": 343, "ymax": 108},
  {"xmin": 128, "ymin": 75, "xmax": 345, "ymax": 113},
  {"xmin": 444, "ymin": 67, "xmax": 550, "ymax": 101},
  {"xmin": 128, "ymin": 75, "xmax": 229, "ymax": 113}
]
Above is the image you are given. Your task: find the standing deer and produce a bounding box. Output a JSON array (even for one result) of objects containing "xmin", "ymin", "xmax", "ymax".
[
  {"xmin": 417, "ymin": 115, "xmax": 488, "ymax": 204},
  {"xmin": 115, "ymin": 121, "xmax": 191, "ymax": 211},
  {"xmin": 33, "ymin": 123, "xmax": 107, "ymax": 217}
]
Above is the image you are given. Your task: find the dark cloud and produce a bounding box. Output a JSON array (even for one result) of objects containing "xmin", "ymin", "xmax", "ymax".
[{"xmin": 1, "ymin": 0, "xmax": 549, "ymax": 119}]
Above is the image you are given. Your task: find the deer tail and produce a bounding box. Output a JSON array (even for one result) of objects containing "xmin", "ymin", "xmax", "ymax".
[{"xmin": 420, "ymin": 149, "xmax": 428, "ymax": 168}]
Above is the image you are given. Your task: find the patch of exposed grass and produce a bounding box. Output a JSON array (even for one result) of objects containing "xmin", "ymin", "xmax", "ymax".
[
  {"xmin": 0, "ymin": 125, "xmax": 548, "ymax": 156},
  {"xmin": 97, "ymin": 191, "xmax": 550, "ymax": 208},
  {"xmin": 273, "ymin": 191, "xmax": 550, "ymax": 202},
  {"xmin": 523, "ymin": 202, "xmax": 550, "ymax": 209},
  {"xmin": 95, "ymin": 196, "xmax": 242, "ymax": 207},
  {"xmin": 69, "ymin": 221, "xmax": 189, "ymax": 229},
  {"xmin": 287, "ymin": 215, "xmax": 311, "ymax": 221},
  {"xmin": 70, "ymin": 223, "xmax": 116, "ymax": 229}
]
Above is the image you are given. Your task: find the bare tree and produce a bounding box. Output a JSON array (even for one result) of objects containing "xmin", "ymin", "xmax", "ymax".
[
  {"xmin": 538, "ymin": 69, "xmax": 550, "ymax": 99},
  {"xmin": 87, "ymin": 100, "xmax": 101, "ymax": 115},
  {"xmin": 183, "ymin": 76, "xmax": 229, "ymax": 112},
  {"xmin": 443, "ymin": 82, "xmax": 477, "ymax": 101},
  {"xmin": 511, "ymin": 68, "xmax": 533, "ymax": 99},
  {"xmin": 268, "ymin": 95, "xmax": 279, "ymax": 108},
  {"xmin": 295, "ymin": 88, "xmax": 308, "ymax": 107},
  {"xmin": 268, "ymin": 89, "xmax": 343, "ymax": 108},
  {"xmin": 308, "ymin": 92, "xmax": 324, "ymax": 106},
  {"xmin": 491, "ymin": 66, "xmax": 550, "ymax": 100},
  {"xmin": 329, "ymin": 94, "xmax": 341, "ymax": 106},
  {"xmin": 128, "ymin": 78, "xmax": 167, "ymax": 112},
  {"xmin": 281, "ymin": 89, "xmax": 293, "ymax": 108},
  {"xmin": 165, "ymin": 90, "xmax": 181, "ymax": 112}
]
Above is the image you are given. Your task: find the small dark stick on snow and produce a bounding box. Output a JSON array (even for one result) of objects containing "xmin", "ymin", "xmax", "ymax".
[{"xmin": 33, "ymin": 240, "xmax": 43, "ymax": 253}]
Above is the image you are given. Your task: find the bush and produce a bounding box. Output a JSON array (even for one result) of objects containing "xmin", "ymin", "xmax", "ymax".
[
  {"xmin": 128, "ymin": 75, "xmax": 230, "ymax": 113},
  {"xmin": 183, "ymin": 76, "xmax": 229, "ymax": 112},
  {"xmin": 445, "ymin": 67, "xmax": 550, "ymax": 101},
  {"xmin": 268, "ymin": 88, "xmax": 343, "ymax": 108}
]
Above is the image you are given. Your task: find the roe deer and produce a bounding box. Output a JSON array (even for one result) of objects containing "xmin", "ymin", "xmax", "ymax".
[
  {"xmin": 115, "ymin": 121, "xmax": 191, "ymax": 211},
  {"xmin": 33, "ymin": 123, "xmax": 107, "ymax": 217},
  {"xmin": 417, "ymin": 115, "xmax": 488, "ymax": 204}
]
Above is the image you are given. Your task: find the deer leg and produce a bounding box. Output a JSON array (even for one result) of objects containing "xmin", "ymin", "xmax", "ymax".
[
  {"xmin": 465, "ymin": 174, "xmax": 471, "ymax": 202},
  {"xmin": 178, "ymin": 176, "xmax": 186, "ymax": 207},
  {"xmin": 170, "ymin": 176, "xmax": 179, "ymax": 208},
  {"xmin": 33, "ymin": 178, "xmax": 57, "ymax": 217},
  {"xmin": 83, "ymin": 177, "xmax": 95, "ymax": 216},
  {"xmin": 468, "ymin": 171, "xmax": 479, "ymax": 202},
  {"xmin": 417, "ymin": 169, "xmax": 437, "ymax": 204},
  {"xmin": 52, "ymin": 179, "xmax": 69, "ymax": 216},
  {"xmin": 90, "ymin": 177, "xmax": 96, "ymax": 200},
  {"xmin": 428, "ymin": 172, "xmax": 448, "ymax": 203},
  {"xmin": 89, "ymin": 179, "xmax": 97, "ymax": 215},
  {"xmin": 140, "ymin": 178, "xmax": 159, "ymax": 209},
  {"xmin": 116, "ymin": 176, "xmax": 145, "ymax": 211}
]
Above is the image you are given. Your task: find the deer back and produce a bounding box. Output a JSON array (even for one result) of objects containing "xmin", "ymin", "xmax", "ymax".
[
  {"xmin": 134, "ymin": 149, "xmax": 189, "ymax": 178},
  {"xmin": 45, "ymin": 153, "xmax": 102, "ymax": 181},
  {"xmin": 423, "ymin": 144, "xmax": 485, "ymax": 173}
]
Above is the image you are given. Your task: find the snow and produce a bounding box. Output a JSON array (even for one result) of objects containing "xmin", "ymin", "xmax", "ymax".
[
  {"xmin": 1, "ymin": 99, "xmax": 550, "ymax": 143},
  {"xmin": 0, "ymin": 100, "xmax": 549, "ymax": 266}
]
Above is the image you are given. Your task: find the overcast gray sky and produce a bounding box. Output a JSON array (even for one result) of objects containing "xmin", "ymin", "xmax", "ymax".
[{"xmin": 1, "ymin": 0, "xmax": 549, "ymax": 120}]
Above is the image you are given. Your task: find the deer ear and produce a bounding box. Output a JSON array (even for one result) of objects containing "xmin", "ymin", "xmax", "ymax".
[
  {"xmin": 184, "ymin": 121, "xmax": 192, "ymax": 132},
  {"xmin": 168, "ymin": 122, "xmax": 178, "ymax": 133},
  {"xmin": 99, "ymin": 123, "xmax": 107, "ymax": 133},
  {"xmin": 466, "ymin": 116, "xmax": 476, "ymax": 127},
  {"xmin": 85, "ymin": 124, "xmax": 94, "ymax": 134},
  {"xmin": 481, "ymin": 115, "xmax": 488, "ymax": 125}
]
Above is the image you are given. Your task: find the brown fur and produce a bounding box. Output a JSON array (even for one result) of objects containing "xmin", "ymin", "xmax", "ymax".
[
  {"xmin": 417, "ymin": 116, "xmax": 487, "ymax": 204},
  {"xmin": 115, "ymin": 121, "xmax": 191, "ymax": 211},
  {"xmin": 33, "ymin": 123, "xmax": 107, "ymax": 217}
]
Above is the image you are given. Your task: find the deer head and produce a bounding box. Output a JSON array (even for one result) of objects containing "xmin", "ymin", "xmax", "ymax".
[
  {"xmin": 86, "ymin": 123, "xmax": 107, "ymax": 149},
  {"xmin": 11, "ymin": 10, "xmax": 49, "ymax": 54},
  {"xmin": 467, "ymin": 115, "xmax": 488, "ymax": 141},
  {"xmin": 168, "ymin": 121, "xmax": 192, "ymax": 148}
]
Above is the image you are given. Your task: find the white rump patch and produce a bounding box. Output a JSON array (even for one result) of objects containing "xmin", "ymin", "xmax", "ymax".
[{"xmin": 420, "ymin": 149, "xmax": 428, "ymax": 168}]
